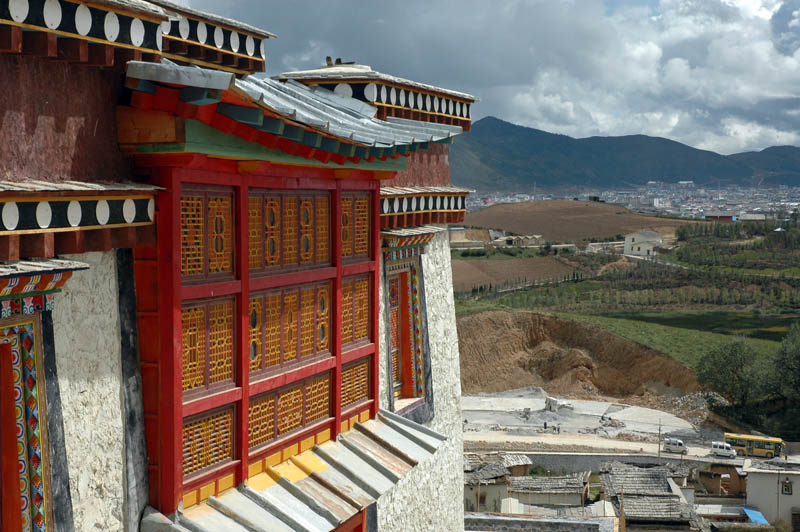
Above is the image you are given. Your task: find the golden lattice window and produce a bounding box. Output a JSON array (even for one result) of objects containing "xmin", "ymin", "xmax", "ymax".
[
  {"xmin": 181, "ymin": 299, "xmax": 235, "ymax": 394},
  {"xmin": 283, "ymin": 197, "xmax": 298, "ymax": 266},
  {"xmin": 299, "ymin": 198, "xmax": 315, "ymax": 263},
  {"xmin": 300, "ymin": 287, "xmax": 315, "ymax": 357},
  {"xmin": 207, "ymin": 195, "xmax": 234, "ymax": 274},
  {"xmin": 265, "ymin": 197, "xmax": 281, "ymax": 267},
  {"xmin": 277, "ymin": 385, "xmax": 303, "ymax": 435},
  {"xmin": 315, "ymin": 196, "xmax": 329, "ymax": 263},
  {"xmin": 354, "ymin": 196, "xmax": 369, "ymax": 256},
  {"xmin": 354, "ymin": 278, "xmax": 369, "ymax": 341},
  {"xmin": 341, "ymin": 279, "xmax": 354, "ymax": 344},
  {"xmin": 342, "ymin": 360, "xmax": 370, "ymax": 407},
  {"xmin": 182, "ymin": 409, "xmax": 234, "ymax": 476},
  {"xmin": 305, "ymin": 375, "xmax": 330, "ymax": 423},
  {"xmin": 341, "ymin": 196, "xmax": 353, "ymax": 257},
  {"xmin": 180, "ymin": 189, "xmax": 235, "ymax": 279},
  {"xmin": 249, "ymin": 297, "xmax": 263, "ymax": 372},
  {"xmin": 180, "ymin": 195, "xmax": 204, "ymax": 276},
  {"xmin": 248, "ymin": 393, "xmax": 275, "ymax": 449},
  {"xmin": 248, "ymin": 196, "xmax": 263, "ymax": 270},
  {"xmin": 283, "ymin": 291, "xmax": 298, "ymax": 362},
  {"xmin": 317, "ymin": 285, "xmax": 330, "ymax": 353}
]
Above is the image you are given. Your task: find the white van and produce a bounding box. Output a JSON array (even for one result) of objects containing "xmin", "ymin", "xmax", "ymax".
[
  {"xmin": 663, "ymin": 438, "xmax": 688, "ymax": 454},
  {"xmin": 711, "ymin": 441, "xmax": 737, "ymax": 459}
]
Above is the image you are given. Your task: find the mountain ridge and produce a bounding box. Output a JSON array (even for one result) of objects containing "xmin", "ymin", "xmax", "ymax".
[{"xmin": 450, "ymin": 116, "xmax": 800, "ymax": 191}]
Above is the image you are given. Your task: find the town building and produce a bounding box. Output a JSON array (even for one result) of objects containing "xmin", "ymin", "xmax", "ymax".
[
  {"xmin": 508, "ymin": 472, "xmax": 590, "ymax": 507},
  {"xmin": 743, "ymin": 459, "xmax": 800, "ymax": 528},
  {"xmin": 623, "ymin": 230, "xmax": 664, "ymax": 256},
  {"xmin": 0, "ymin": 2, "xmax": 475, "ymax": 531},
  {"xmin": 464, "ymin": 463, "xmax": 510, "ymax": 513}
]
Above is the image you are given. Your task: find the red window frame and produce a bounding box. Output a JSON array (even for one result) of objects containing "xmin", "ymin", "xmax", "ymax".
[{"xmin": 135, "ymin": 163, "xmax": 381, "ymax": 515}]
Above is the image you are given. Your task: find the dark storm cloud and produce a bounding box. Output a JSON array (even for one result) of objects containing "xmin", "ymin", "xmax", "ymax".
[{"xmin": 188, "ymin": 0, "xmax": 800, "ymax": 154}]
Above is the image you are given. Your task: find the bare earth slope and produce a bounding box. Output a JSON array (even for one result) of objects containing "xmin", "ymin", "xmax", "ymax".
[
  {"xmin": 451, "ymin": 257, "xmax": 574, "ymax": 292},
  {"xmin": 465, "ymin": 200, "xmax": 690, "ymax": 242},
  {"xmin": 458, "ymin": 310, "xmax": 698, "ymax": 397}
]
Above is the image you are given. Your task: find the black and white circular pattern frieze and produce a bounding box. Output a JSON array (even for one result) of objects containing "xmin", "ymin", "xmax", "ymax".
[{"xmin": 0, "ymin": 198, "xmax": 156, "ymax": 232}]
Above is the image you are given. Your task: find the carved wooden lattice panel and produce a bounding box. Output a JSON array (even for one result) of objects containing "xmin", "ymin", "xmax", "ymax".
[
  {"xmin": 208, "ymin": 195, "xmax": 234, "ymax": 274},
  {"xmin": 265, "ymin": 294, "xmax": 281, "ymax": 368},
  {"xmin": 248, "ymin": 393, "xmax": 275, "ymax": 449},
  {"xmin": 300, "ymin": 287, "xmax": 315, "ymax": 357},
  {"xmin": 315, "ymin": 196, "xmax": 329, "ymax": 263},
  {"xmin": 342, "ymin": 360, "xmax": 369, "ymax": 407},
  {"xmin": 341, "ymin": 197, "xmax": 353, "ymax": 257},
  {"xmin": 265, "ymin": 197, "xmax": 281, "ymax": 267},
  {"xmin": 249, "ymin": 297, "xmax": 263, "ymax": 372},
  {"xmin": 248, "ymin": 196, "xmax": 263, "ymax": 270},
  {"xmin": 208, "ymin": 300, "xmax": 234, "ymax": 385},
  {"xmin": 180, "ymin": 195, "xmax": 205, "ymax": 276},
  {"xmin": 283, "ymin": 197, "xmax": 298, "ymax": 266},
  {"xmin": 317, "ymin": 285, "xmax": 330, "ymax": 352},
  {"xmin": 283, "ymin": 291, "xmax": 298, "ymax": 362},
  {"xmin": 341, "ymin": 280, "xmax": 353, "ymax": 344},
  {"xmin": 182, "ymin": 409, "xmax": 233, "ymax": 476},
  {"xmin": 305, "ymin": 375, "xmax": 330, "ymax": 423},
  {"xmin": 354, "ymin": 278, "xmax": 369, "ymax": 341},
  {"xmin": 181, "ymin": 305, "xmax": 206, "ymax": 391},
  {"xmin": 276, "ymin": 385, "xmax": 303, "ymax": 435},
  {"xmin": 299, "ymin": 198, "xmax": 314, "ymax": 263},
  {"xmin": 354, "ymin": 196, "xmax": 369, "ymax": 256}
]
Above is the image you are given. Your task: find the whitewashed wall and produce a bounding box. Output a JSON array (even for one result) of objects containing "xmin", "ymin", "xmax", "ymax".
[
  {"xmin": 53, "ymin": 251, "xmax": 126, "ymax": 531},
  {"xmin": 377, "ymin": 230, "xmax": 464, "ymax": 531}
]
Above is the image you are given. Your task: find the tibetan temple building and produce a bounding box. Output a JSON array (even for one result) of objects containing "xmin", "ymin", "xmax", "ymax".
[{"xmin": 0, "ymin": 1, "xmax": 475, "ymax": 531}]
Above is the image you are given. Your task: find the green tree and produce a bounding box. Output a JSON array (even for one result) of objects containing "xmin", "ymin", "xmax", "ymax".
[
  {"xmin": 776, "ymin": 323, "xmax": 800, "ymax": 402},
  {"xmin": 696, "ymin": 337, "xmax": 762, "ymax": 407}
]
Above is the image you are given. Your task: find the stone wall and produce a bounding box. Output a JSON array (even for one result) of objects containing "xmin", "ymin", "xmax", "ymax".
[
  {"xmin": 377, "ymin": 230, "xmax": 464, "ymax": 531},
  {"xmin": 52, "ymin": 251, "xmax": 127, "ymax": 531},
  {"xmin": 390, "ymin": 144, "xmax": 451, "ymax": 187},
  {"xmin": 465, "ymin": 513, "xmax": 615, "ymax": 532}
]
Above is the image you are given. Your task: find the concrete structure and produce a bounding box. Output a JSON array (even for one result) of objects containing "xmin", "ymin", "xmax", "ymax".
[
  {"xmin": 624, "ymin": 230, "xmax": 664, "ymax": 256},
  {"xmin": 509, "ymin": 473, "xmax": 590, "ymax": 506},
  {"xmin": 743, "ymin": 459, "xmax": 800, "ymax": 527}
]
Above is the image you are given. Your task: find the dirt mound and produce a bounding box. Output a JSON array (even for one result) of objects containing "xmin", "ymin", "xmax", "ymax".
[
  {"xmin": 458, "ymin": 310, "xmax": 698, "ymax": 397},
  {"xmin": 598, "ymin": 256, "xmax": 635, "ymax": 275}
]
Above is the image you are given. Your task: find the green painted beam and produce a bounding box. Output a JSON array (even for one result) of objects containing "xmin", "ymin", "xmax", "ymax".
[
  {"xmin": 136, "ymin": 120, "xmax": 408, "ymax": 172},
  {"xmin": 217, "ymin": 103, "xmax": 264, "ymax": 126},
  {"xmin": 179, "ymin": 87, "xmax": 222, "ymax": 106}
]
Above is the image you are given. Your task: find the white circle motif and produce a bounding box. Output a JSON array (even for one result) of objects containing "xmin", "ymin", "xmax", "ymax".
[
  {"xmin": 75, "ymin": 4, "xmax": 91, "ymax": 36},
  {"xmin": 334, "ymin": 84, "xmax": 353, "ymax": 98},
  {"xmin": 380, "ymin": 86, "xmax": 387, "ymax": 104},
  {"xmin": 67, "ymin": 201, "xmax": 82, "ymax": 227},
  {"xmin": 147, "ymin": 199, "xmax": 155, "ymax": 221},
  {"xmin": 43, "ymin": 0, "xmax": 62, "ymax": 30},
  {"xmin": 178, "ymin": 16, "xmax": 190, "ymax": 39},
  {"xmin": 123, "ymin": 199, "xmax": 136, "ymax": 223},
  {"xmin": 246, "ymin": 35, "xmax": 255, "ymax": 56},
  {"xmin": 399, "ymin": 90, "xmax": 406, "ymax": 107},
  {"xmin": 401, "ymin": 198, "xmax": 407, "ymax": 212},
  {"xmin": 2, "ymin": 202, "xmax": 19, "ymax": 230},
  {"xmin": 364, "ymin": 83, "xmax": 377, "ymax": 103},
  {"xmin": 156, "ymin": 26, "xmax": 162, "ymax": 51},
  {"xmin": 425, "ymin": 94, "xmax": 431, "ymax": 111},
  {"xmin": 260, "ymin": 39, "xmax": 266, "ymax": 59},
  {"xmin": 382, "ymin": 199, "xmax": 389, "ymax": 213},
  {"xmin": 214, "ymin": 26, "xmax": 224, "ymax": 48},
  {"xmin": 393, "ymin": 198, "xmax": 399, "ymax": 212},
  {"xmin": 96, "ymin": 200, "xmax": 110, "ymax": 225},
  {"xmin": 104, "ymin": 12, "xmax": 120, "ymax": 42},
  {"xmin": 390, "ymin": 87, "xmax": 396, "ymax": 105},
  {"xmin": 411, "ymin": 197, "xmax": 417, "ymax": 211},
  {"xmin": 9, "ymin": 0, "xmax": 29, "ymax": 23},
  {"xmin": 161, "ymin": 20, "xmax": 171, "ymax": 35},
  {"xmin": 130, "ymin": 18, "xmax": 145, "ymax": 47},
  {"xmin": 197, "ymin": 22, "xmax": 207, "ymax": 43},
  {"xmin": 230, "ymin": 31, "xmax": 239, "ymax": 52},
  {"xmin": 36, "ymin": 202, "xmax": 52, "ymax": 229}
]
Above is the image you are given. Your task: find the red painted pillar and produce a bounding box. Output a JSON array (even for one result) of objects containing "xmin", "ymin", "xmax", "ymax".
[
  {"xmin": 331, "ymin": 184, "xmax": 343, "ymax": 438},
  {"xmin": 370, "ymin": 185, "xmax": 381, "ymax": 417},
  {"xmin": 235, "ymin": 178, "xmax": 250, "ymax": 485},
  {"xmin": 1, "ymin": 342, "xmax": 23, "ymax": 531}
]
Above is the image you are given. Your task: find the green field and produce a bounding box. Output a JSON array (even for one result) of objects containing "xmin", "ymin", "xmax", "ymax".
[{"xmin": 556, "ymin": 312, "xmax": 780, "ymax": 369}]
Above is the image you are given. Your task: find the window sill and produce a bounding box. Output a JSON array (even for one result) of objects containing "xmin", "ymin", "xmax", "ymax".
[{"xmin": 394, "ymin": 397, "xmax": 425, "ymax": 416}]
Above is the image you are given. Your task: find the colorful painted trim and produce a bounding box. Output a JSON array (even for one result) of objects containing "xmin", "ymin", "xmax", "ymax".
[
  {"xmin": 2, "ymin": 318, "xmax": 49, "ymax": 532},
  {"xmin": 0, "ymin": 272, "xmax": 72, "ymax": 298},
  {"xmin": 409, "ymin": 262, "xmax": 424, "ymax": 397},
  {"xmin": 0, "ymin": 294, "xmax": 56, "ymax": 318},
  {"xmin": 383, "ymin": 246, "xmax": 422, "ymax": 263},
  {"xmin": 380, "ymin": 194, "xmax": 466, "ymax": 216},
  {"xmin": 0, "ymin": 196, "xmax": 154, "ymax": 235}
]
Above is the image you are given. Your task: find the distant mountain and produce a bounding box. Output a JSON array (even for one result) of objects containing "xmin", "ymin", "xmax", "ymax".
[{"xmin": 450, "ymin": 116, "xmax": 800, "ymax": 191}]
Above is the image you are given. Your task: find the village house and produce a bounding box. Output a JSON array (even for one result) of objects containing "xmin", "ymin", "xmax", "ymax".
[
  {"xmin": 743, "ymin": 459, "xmax": 800, "ymax": 528},
  {"xmin": 0, "ymin": 1, "xmax": 475, "ymax": 531},
  {"xmin": 623, "ymin": 230, "xmax": 664, "ymax": 257},
  {"xmin": 508, "ymin": 472, "xmax": 591, "ymax": 507}
]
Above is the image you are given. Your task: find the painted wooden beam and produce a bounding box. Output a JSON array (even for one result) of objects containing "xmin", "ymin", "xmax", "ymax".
[
  {"xmin": 0, "ymin": 25, "xmax": 22, "ymax": 53},
  {"xmin": 300, "ymin": 131, "xmax": 322, "ymax": 149},
  {"xmin": 281, "ymin": 124, "xmax": 304, "ymax": 141},
  {"xmin": 54, "ymin": 231, "xmax": 85, "ymax": 255},
  {"xmin": 258, "ymin": 117, "xmax": 285, "ymax": 135},
  {"xmin": 0, "ymin": 235, "xmax": 19, "ymax": 262},
  {"xmin": 217, "ymin": 103, "xmax": 263, "ymax": 126},
  {"xmin": 19, "ymin": 233, "xmax": 55, "ymax": 258},
  {"xmin": 22, "ymin": 31, "xmax": 57, "ymax": 57},
  {"xmin": 88, "ymin": 43, "xmax": 115, "ymax": 67},
  {"xmin": 111, "ymin": 227, "xmax": 138, "ymax": 249},
  {"xmin": 125, "ymin": 78, "xmax": 157, "ymax": 94},
  {"xmin": 136, "ymin": 225, "xmax": 158, "ymax": 246},
  {"xmin": 115, "ymin": 48, "xmax": 143, "ymax": 64},
  {"xmin": 179, "ymin": 87, "xmax": 222, "ymax": 106},
  {"xmin": 84, "ymin": 229, "xmax": 112, "ymax": 252},
  {"xmin": 57, "ymin": 38, "xmax": 88, "ymax": 63}
]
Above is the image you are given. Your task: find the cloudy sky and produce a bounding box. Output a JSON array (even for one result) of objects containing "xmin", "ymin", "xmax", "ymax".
[{"xmin": 189, "ymin": 0, "xmax": 800, "ymax": 154}]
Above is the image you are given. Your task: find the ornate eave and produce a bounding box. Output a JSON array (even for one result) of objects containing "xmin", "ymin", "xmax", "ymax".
[{"xmin": 380, "ymin": 186, "xmax": 471, "ymax": 229}]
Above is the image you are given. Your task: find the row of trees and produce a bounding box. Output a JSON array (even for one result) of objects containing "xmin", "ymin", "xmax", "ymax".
[{"xmin": 696, "ymin": 326, "xmax": 800, "ymax": 440}]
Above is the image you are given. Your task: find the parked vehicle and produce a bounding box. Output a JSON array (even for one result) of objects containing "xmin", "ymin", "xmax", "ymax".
[
  {"xmin": 663, "ymin": 437, "xmax": 688, "ymax": 454},
  {"xmin": 711, "ymin": 441, "xmax": 737, "ymax": 459},
  {"xmin": 724, "ymin": 433, "xmax": 785, "ymax": 459}
]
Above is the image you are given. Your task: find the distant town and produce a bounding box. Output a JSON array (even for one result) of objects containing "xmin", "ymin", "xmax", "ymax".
[{"xmin": 468, "ymin": 182, "xmax": 800, "ymax": 221}]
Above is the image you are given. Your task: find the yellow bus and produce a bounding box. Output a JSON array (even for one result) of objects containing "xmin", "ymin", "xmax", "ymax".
[{"xmin": 723, "ymin": 433, "xmax": 785, "ymax": 458}]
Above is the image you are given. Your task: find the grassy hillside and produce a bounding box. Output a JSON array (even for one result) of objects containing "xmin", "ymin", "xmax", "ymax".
[
  {"xmin": 451, "ymin": 116, "xmax": 800, "ymax": 191},
  {"xmin": 557, "ymin": 313, "xmax": 779, "ymax": 369}
]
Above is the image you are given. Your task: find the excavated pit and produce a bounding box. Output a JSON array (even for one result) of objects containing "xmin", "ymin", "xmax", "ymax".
[{"xmin": 458, "ymin": 310, "xmax": 698, "ymax": 398}]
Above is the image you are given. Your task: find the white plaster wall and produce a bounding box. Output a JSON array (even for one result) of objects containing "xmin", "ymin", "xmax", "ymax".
[
  {"xmin": 53, "ymin": 251, "xmax": 126, "ymax": 531},
  {"xmin": 377, "ymin": 230, "xmax": 464, "ymax": 531},
  {"xmin": 746, "ymin": 470, "xmax": 800, "ymax": 525}
]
